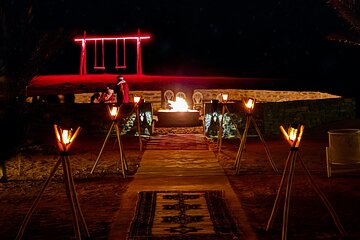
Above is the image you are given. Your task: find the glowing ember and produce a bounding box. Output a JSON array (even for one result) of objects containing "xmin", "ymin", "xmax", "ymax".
[{"xmin": 168, "ymin": 97, "xmax": 190, "ymax": 112}]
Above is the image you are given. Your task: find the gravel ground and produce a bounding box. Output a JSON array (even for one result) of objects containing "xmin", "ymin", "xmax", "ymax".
[{"xmin": 1, "ymin": 123, "xmax": 360, "ymax": 240}]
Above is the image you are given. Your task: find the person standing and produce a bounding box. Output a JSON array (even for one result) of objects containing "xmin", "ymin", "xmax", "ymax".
[{"xmin": 115, "ymin": 76, "xmax": 129, "ymax": 104}]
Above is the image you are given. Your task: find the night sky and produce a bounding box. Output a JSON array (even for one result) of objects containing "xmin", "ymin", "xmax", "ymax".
[{"xmin": 6, "ymin": 0, "xmax": 360, "ymax": 97}]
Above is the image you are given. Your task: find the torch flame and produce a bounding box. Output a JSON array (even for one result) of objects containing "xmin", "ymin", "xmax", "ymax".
[
  {"xmin": 109, "ymin": 106, "xmax": 118, "ymax": 117},
  {"xmin": 221, "ymin": 93, "xmax": 229, "ymax": 102},
  {"xmin": 61, "ymin": 130, "xmax": 71, "ymax": 144},
  {"xmin": 107, "ymin": 105, "xmax": 119, "ymax": 120},
  {"xmin": 288, "ymin": 128, "xmax": 298, "ymax": 142},
  {"xmin": 280, "ymin": 124, "xmax": 304, "ymax": 147},
  {"xmin": 134, "ymin": 96, "xmax": 141, "ymax": 104},
  {"xmin": 54, "ymin": 124, "xmax": 81, "ymax": 152},
  {"xmin": 245, "ymin": 98, "xmax": 255, "ymax": 110}
]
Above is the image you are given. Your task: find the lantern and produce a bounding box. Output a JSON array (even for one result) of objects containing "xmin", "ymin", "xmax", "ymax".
[
  {"xmin": 221, "ymin": 93, "xmax": 229, "ymax": 103},
  {"xmin": 279, "ymin": 123, "xmax": 304, "ymax": 148},
  {"xmin": 108, "ymin": 105, "xmax": 120, "ymax": 120},
  {"xmin": 244, "ymin": 98, "xmax": 255, "ymax": 114},
  {"xmin": 54, "ymin": 124, "xmax": 81, "ymax": 152},
  {"xmin": 134, "ymin": 96, "xmax": 141, "ymax": 104}
]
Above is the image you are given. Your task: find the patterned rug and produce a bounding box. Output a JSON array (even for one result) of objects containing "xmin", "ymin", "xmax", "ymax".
[{"xmin": 127, "ymin": 191, "xmax": 242, "ymax": 239}]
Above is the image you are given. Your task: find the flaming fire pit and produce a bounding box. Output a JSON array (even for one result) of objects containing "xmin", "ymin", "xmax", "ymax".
[{"xmin": 155, "ymin": 97, "xmax": 201, "ymax": 127}]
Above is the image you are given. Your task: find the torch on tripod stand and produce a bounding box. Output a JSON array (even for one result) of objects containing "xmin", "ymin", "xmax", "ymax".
[
  {"xmin": 266, "ymin": 123, "xmax": 347, "ymax": 240},
  {"xmin": 91, "ymin": 104, "xmax": 128, "ymax": 177},
  {"xmin": 233, "ymin": 98, "xmax": 278, "ymax": 174},
  {"xmin": 16, "ymin": 125, "xmax": 90, "ymax": 240}
]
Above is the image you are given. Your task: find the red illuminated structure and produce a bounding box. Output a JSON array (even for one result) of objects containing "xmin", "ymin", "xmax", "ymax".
[
  {"xmin": 74, "ymin": 29, "xmax": 151, "ymax": 76},
  {"xmin": 26, "ymin": 30, "xmax": 283, "ymax": 97}
]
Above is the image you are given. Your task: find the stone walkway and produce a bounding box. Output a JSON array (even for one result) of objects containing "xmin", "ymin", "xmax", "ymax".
[{"xmin": 108, "ymin": 134, "xmax": 258, "ymax": 240}]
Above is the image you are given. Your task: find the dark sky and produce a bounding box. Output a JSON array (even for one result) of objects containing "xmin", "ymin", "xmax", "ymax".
[{"xmin": 9, "ymin": 0, "xmax": 360, "ymax": 96}]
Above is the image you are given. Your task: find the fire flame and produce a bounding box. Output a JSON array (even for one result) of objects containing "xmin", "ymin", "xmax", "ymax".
[
  {"xmin": 168, "ymin": 97, "xmax": 189, "ymax": 112},
  {"xmin": 54, "ymin": 124, "xmax": 81, "ymax": 152},
  {"xmin": 280, "ymin": 124, "xmax": 304, "ymax": 147},
  {"xmin": 61, "ymin": 130, "xmax": 71, "ymax": 144},
  {"xmin": 245, "ymin": 98, "xmax": 255, "ymax": 111},
  {"xmin": 56, "ymin": 129, "xmax": 71, "ymax": 145},
  {"xmin": 109, "ymin": 106, "xmax": 118, "ymax": 117}
]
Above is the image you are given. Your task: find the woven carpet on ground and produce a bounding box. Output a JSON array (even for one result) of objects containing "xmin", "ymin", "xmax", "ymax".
[
  {"xmin": 127, "ymin": 190, "xmax": 242, "ymax": 239},
  {"xmin": 145, "ymin": 134, "xmax": 209, "ymax": 150}
]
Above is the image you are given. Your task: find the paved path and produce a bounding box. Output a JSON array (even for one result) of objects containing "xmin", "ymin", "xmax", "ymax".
[{"xmin": 108, "ymin": 134, "xmax": 257, "ymax": 240}]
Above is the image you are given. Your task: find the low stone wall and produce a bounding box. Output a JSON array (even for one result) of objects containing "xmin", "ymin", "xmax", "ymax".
[
  {"xmin": 194, "ymin": 89, "xmax": 341, "ymax": 103},
  {"xmin": 73, "ymin": 89, "xmax": 342, "ymax": 111},
  {"xmin": 257, "ymin": 97, "xmax": 356, "ymax": 135},
  {"xmin": 203, "ymin": 97, "xmax": 357, "ymax": 137},
  {"xmin": 73, "ymin": 91, "xmax": 162, "ymax": 112},
  {"xmin": 25, "ymin": 89, "xmax": 357, "ymax": 137}
]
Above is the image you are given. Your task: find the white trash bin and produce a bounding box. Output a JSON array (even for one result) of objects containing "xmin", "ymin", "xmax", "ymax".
[{"xmin": 326, "ymin": 129, "xmax": 360, "ymax": 177}]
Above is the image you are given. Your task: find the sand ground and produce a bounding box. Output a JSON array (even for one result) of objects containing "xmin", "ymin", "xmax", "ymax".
[{"xmin": 1, "ymin": 120, "xmax": 360, "ymax": 240}]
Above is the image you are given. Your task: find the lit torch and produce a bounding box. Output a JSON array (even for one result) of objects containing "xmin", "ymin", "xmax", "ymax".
[{"xmin": 280, "ymin": 123, "xmax": 304, "ymax": 148}]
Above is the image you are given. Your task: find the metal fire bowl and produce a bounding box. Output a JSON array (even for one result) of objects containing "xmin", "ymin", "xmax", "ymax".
[{"xmin": 155, "ymin": 110, "xmax": 201, "ymax": 127}]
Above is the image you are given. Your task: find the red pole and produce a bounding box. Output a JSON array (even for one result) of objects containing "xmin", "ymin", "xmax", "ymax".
[{"xmin": 136, "ymin": 29, "xmax": 142, "ymax": 75}]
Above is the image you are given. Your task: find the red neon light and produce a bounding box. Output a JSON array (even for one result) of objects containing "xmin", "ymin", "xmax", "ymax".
[
  {"xmin": 74, "ymin": 36, "xmax": 151, "ymax": 42},
  {"xmin": 75, "ymin": 32, "xmax": 151, "ymax": 75}
]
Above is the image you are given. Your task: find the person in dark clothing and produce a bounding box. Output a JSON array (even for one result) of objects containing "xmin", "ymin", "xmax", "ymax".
[
  {"xmin": 114, "ymin": 76, "xmax": 129, "ymax": 104},
  {"xmin": 90, "ymin": 92, "xmax": 101, "ymax": 103}
]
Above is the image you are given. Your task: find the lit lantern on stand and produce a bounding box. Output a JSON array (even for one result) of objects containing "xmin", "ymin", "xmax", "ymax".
[
  {"xmin": 233, "ymin": 98, "xmax": 278, "ymax": 174},
  {"xmin": 266, "ymin": 124, "xmax": 347, "ymax": 240},
  {"xmin": 216, "ymin": 93, "xmax": 243, "ymax": 154},
  {"xmin": 134, "ymin": 96, "xmax": 143, "ymax": 152},
  {"xmin": 16, "ymin": 125, "xmax": 90, "ymax": 240},
  {"xmin": 216, "ymin": 93, "xmax": 229, "ymax": 152},
  {"xmin": 90, "ymin": 104, "xmax": 128, "ymax": 177}
]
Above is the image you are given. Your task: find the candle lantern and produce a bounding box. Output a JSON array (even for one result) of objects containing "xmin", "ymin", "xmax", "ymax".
[
  {"xmin": 16, "ymin": 125, "xmax": 89, "ymax": 240},
  {"xmin": 233, "ymin": 98, "xmax": 278, "ymax": 174},
  {"xmin": 266, "ymin": 123, "xmax": 347, "ymax": 240},
  {"xmin": 91, "ymin": 104, "xmax": 128, "ymax": 177}
]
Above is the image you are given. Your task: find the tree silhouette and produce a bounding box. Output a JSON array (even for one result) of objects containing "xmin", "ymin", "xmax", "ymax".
[
  {"xmin": 1, "ymin": 1, "xmax": 79, "ymax": 101},
  {"xmin": 327, "ymin": 0, "xmax": 360, "ymax": 46}
]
